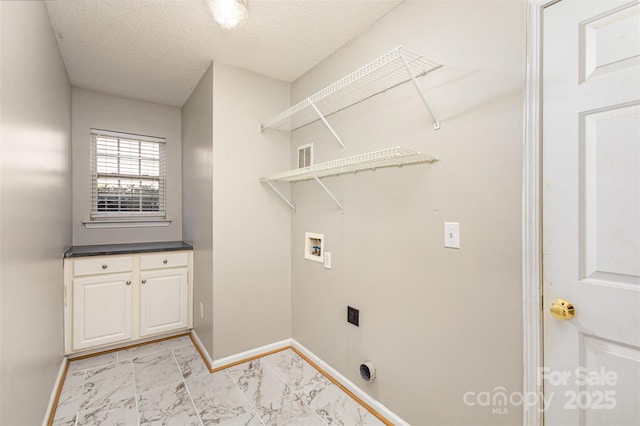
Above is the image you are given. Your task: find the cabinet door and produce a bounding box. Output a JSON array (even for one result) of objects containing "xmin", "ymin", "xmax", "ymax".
[
  {"xmin": 72, "ymin": 273, "xmax": 133, "ymax": 351},
  {"xmin": 139, "ymin": 268, "xmax": 188, "ymax": 337}
]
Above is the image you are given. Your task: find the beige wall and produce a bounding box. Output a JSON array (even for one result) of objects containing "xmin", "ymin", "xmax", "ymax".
[
  {"xmin": 183, "ymin": 62, "xmax": 292, "ymax": 360},
  {"xmin": 211, "ymin": 62, "xmax": 292, "ymax": 359},
  {"xmin": 0, "ymin": 1, "xmax": 72, "ymax": 424},
  {"xmin": 182, "ymin": 63, "xmax": 215, "ymax": 356},
  {"xmin": 0, "ymin": 2, "xmax": 527, "ymax": 423},
  {"xmin": 71, "ymin": 87, "xmax": 183, "ymax": 245},
  {"xmin": 290, "ymin": 1, "xmax": 526, "ymax": 424}
]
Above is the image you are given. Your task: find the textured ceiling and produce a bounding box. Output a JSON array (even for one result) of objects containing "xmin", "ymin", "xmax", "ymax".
[{"xmin": 45, "ymin": 0, "xmax": 402, "ymax": 107}]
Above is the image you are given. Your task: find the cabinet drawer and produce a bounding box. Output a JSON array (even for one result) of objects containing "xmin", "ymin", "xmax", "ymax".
[
  {"xmin": 140, "ymin": 252, "xmax": 189, "ymax": 270},
  {"xmin": 74, "ymin": 256, "xmax": 134, "ymax": 277}
]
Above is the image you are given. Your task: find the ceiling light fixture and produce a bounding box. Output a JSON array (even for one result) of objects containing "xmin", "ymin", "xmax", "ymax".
[{"xmin": 207, "ymin": 0, "xmax": 248, "ymax": 30}]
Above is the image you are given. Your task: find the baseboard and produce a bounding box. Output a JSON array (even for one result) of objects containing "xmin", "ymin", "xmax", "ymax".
[
  {"xmin": 189, "ymin": 330, "xmax": 293, "ymax": 373},
  {"xmin": 291, "ymin": 339, "xmax": 409, "ymax": 426},
  {"xmin": 209, "ymin": 338, "xmax": 293, "ymax": 372},
  {"xmin": 188, "ymin": 333, "xmax": 408, "ymax": 425},
  {"xmin": 42, "ymin": 357, "xmax": 69, "ymax": 426},
  {"xmin": 189, "ymin": 330, "xmax": 214, "ymax": 370}
]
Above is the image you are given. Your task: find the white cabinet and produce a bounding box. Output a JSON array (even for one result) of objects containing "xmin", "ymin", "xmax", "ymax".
[
  {"xmin": 72, "ymin": 272, "xmax": 133, "ymax": 351},
  {"xmin": 64, "ymin": 249, "xmax": 193, "ymax": 354},
  {"xmin": 139, "ymin": 251, "xmax": 190, "ymax": 337}
]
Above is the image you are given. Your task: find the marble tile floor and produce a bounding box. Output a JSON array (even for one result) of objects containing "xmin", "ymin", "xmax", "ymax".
[{"xmin": 52, "ymin": 336, "xmax": 386, "ymax": 425}]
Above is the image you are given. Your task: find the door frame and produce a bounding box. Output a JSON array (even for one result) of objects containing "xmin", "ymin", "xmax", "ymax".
[{"xmin": 523, "ymin": 1, "xmax": 561, "ymax": 425}]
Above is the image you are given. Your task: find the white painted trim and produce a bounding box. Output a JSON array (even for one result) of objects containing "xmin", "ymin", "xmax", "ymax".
[
  {"xmin": 523, "ymin": 1, "xmax": 559, "ymax": 425},
  {"xmin": 187, "ymin": 334, "xmax": 405, "ymax": 425},
  {"xmin": 189, "ymin": 330, "xmax": 293, "ymax": 370},
  {"xmin": 42, "ymin": 357, "xmax": 69, "ymax": 426},
  {"xmin": 209, "ymin": 338, "xmax": 293, "ymax": 370},
  {"xmin": 292, "ymin": 339, "xmax": 409, "ymax": 426},
  {"xmin": 66, "ymin": 330, "xmax": 190, "ymax": 358},
  {"xmin": 90, "ymin": 128, "xmax": 166, "ymax": 144},
  {"xmin": 189, "ymin": 330, "xmax": 214, "ymax": 367},
  {"xmin": 83, "ymin": 219, "xmax": 171, "ymax": 229}
]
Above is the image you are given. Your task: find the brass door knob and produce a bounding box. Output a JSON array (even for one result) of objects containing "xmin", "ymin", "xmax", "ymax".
[{"xmin": 550, "ymin": 299, "xmax": 575, "ymax": 320}]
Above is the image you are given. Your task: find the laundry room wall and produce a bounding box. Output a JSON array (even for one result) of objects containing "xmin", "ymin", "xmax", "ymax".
[{"xmin": 290, "ymin": 1, "xmax": 526, "ymax": 424}]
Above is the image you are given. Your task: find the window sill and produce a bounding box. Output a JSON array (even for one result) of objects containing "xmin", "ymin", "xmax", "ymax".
[{"xmin": 83, "ymin": 219, "xmax": 172, "ymax": 229}]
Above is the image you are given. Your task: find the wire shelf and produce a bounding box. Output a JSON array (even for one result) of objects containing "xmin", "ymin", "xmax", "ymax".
[
  {"xmin": 260, "ymin": 46, "xmax": 441, "ymax": 132},
  {"xmin": 261, "ymin": 147, "xmax": 438, "ymax": 183}
]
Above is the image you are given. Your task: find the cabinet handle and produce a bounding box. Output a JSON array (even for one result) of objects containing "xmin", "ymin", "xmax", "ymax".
[
  {"xmin": 163, "ymin": 259, "xmax": 168, "ymax": 264},
  {"xmin": 141, "ymin": 279, "xmax": 147, "ymax": 284},
  {"xmin": 126, "ymin": 280, "xmax": 131, "ymax": 285},
  {"xmin": 102, "ymin": 264, "xmax": 108, "ymax": 269}
]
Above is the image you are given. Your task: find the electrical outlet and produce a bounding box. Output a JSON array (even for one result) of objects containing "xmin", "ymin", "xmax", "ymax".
[
  {"xmin": 347, "ymin": 306, "xmax": 359, "ymax": 327},
  {"xmin": 324, "ymin": 252, "xmax": 332, "ymax": 269},
  {"xmin": 200, "ymin": 302, "xmax": 204, "ymax": 319}
]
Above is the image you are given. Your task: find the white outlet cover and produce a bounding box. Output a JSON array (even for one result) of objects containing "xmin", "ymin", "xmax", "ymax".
[
  {"xmin": 324, "ymin": 252, "xmax": 332, "ymax": 269},
  {"xmin": 444, "ymin": 222, "xmax": 460, "ymax": 249}
]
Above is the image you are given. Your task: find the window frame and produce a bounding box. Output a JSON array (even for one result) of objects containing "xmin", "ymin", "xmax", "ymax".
[{"xmin": 88, "ymin": 129, "xmax": 168, "ymax": 224}]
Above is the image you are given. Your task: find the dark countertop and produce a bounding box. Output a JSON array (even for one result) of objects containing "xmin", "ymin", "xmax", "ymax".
[{"xmin": 64, "ymin": 241, "xmax": 193, "ymax": 258}]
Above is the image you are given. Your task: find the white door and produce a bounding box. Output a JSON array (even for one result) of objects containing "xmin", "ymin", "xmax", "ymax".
[
  {"xmin": 542, "ymin": 0, "xmax": 640, "ymax": 424},
  {"xmin": 139, "ymin": 268, "xmax": 189, "ymax": 336},
  {"xmin": 72, "ymin": 272, "xmax": 133, "ymax": 350}
]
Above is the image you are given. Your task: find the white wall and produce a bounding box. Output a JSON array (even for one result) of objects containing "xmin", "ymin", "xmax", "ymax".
[
  {"xmin": 0, "ymin": 1, "xmax": 72, "ymax": 424},
  {"xmin": 182, "ymin": 63, "xmax": 215, "ymax": 356},
  {"xmin": 71, "ymin": 87, "xmax": 183, "ymax": 245},
  {"xmin": 183, "ymin": 61, "xmax": 292, "ymax": 360},
  {"xmin": 290, "ymin": 1, "xmax": 526, "ymax": 425}
]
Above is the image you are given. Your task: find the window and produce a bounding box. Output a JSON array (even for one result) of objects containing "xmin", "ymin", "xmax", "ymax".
[{"xmin": 90, "ymin": 129, "xmax": 166, "ymax": 221}]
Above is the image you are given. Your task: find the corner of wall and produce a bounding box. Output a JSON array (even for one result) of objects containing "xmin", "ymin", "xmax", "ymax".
[
  {"xmin": 209, "ymin": 62, "xmax": 292, "ymax": 360},
  {"xmin": 181, "ymin": 62, "xmax": 215, "ymax": 359}
]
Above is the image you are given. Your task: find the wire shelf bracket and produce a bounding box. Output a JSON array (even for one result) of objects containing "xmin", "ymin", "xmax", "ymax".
[
  {"xmin": 312, "ymin": 173, "xmax": 344, "ymax": 213},
  {"xmin": 260, "ymin": 146, "xmax": 438, "ymax": 213},
  {"xmin": 263, "ymin": 180, "xmax": 296, "ymax": 212},
  {"xmin": 258, "ymin": 46, "xmax": 442, "ymax": 146},
  {"xmin": 399, "ymin": 51, "xmax": 440, "ymax": 130},
  {"xmin": 309, "ymin": 100, "xmax": 346, "ymax": 150}
]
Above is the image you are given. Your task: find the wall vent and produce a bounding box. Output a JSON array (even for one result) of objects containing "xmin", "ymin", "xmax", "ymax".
[{"xmin": 298, "ymin": 143, "xmax": 313, "ymax": 168}]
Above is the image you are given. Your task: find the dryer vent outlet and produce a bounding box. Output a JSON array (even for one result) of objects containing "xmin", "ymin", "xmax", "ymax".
[{"xmin": 360, "ymin": 361, "xmax": 376, "ymax": 382}]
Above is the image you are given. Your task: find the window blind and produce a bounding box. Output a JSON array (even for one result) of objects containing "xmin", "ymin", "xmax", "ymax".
[{"xmin": 90, "ymin": 129, "xmax": 166, "ymax": 219}]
